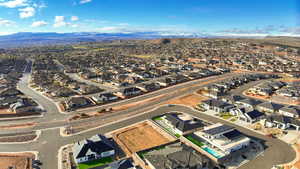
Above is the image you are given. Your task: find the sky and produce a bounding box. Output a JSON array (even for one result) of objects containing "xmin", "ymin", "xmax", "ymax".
[{"xmin": 0, "ymin": 0, "xmax": 299, "ymax": 36}]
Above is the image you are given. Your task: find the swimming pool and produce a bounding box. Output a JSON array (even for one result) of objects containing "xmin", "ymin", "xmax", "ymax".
[{"xmin": 202, "ymin": 147, "xmax": 223, "ymax": 159}]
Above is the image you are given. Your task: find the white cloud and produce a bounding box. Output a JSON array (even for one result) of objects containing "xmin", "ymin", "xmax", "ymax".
[
  {"xmin": 0, "ymin": 18, "xmax": 14, "ymax": 26},
  {"xmin": 71, "ymin": 16, "xmax": 79, "ymax": 21},
  {"xmin": 0, "ymin": 0, "xmax": 28, "ymax": 8},
  {"xmin": 18, "ymin": 6, "xmax": 35, "ymax": 18},
  {"xmin": 31, "ymin": 20, "xmax": 47, "ymax": 27},
  {"xmin": 53, "ymin": 16, "xmax": 67, "ymax": 27},
  {"xmin": 79, "ymin": 0, "xmax": 92, "ymax": 4}
]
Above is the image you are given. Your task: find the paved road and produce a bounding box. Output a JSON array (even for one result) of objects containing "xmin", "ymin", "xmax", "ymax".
[
  {"xmin": 0, "ymin": 69, "xmax": 297, "ymax": 169},
  {"xmin": 0, "ymin": 105, "xmax": 295, "ymax": 169}
]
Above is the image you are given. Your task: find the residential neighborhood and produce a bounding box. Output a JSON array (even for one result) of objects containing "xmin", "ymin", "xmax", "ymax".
[{"xmin": 0, "ymin": 38, "xmax": 300, "ymax": 169}]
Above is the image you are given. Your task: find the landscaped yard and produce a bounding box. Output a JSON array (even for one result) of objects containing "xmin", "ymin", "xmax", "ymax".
[
  {"xmin": 78, "ymin": 157, "xmax": 113, "ymax": 169},
  {"xmin": 219, "ymin": 112, "xmax": 234, "ymax": 120},
  {"xmin": 185, "ymin": 135, "xmax": 204, "ymax": 147}
]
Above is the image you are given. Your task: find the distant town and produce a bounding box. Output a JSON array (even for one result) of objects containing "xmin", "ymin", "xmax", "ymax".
[{"xmin": 0, "ymin": 37, "xmax": 300, "ymax": 169}]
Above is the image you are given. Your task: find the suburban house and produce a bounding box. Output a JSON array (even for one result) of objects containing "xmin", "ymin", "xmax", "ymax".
[
  {"xmin": 163, "ymin": 113, "xmax": 204, "ymax": 135},
  {"xmin": 265, "ymin": 115, "xmax": 300, "ymax": 130},
  {"xmin": 0, "ymin": 96, "xmax": 19, "ymax": 108},
  {"xmin": 278, "ymin": 106, "xmax": 300, "ymax": 118},
  {"xmin": 221, "ymin": 95, "xmax": 245, "ymax": 104},
  {"xmin": 9, "ymin": 98, "xmax": 38, "ymax": 114},
  {"xmin": 201, "ymin": 99, "xmax": 235, "ymax": 113},
  {"xmin": 235, "ymin": 99, "xmax": 262, "ymax": 110},
  {"xmin": 116, "ymin": 87, "xmax": 142, "ymax": 97},
  {"xmin": 137, "ymin": 82, "xmax": 161, "ymax": 92},
  {"xmin": 265, "ymin": 115, "xmax": 289, "ymax": 130},
  {"xmin": 203, "ymin": 91, "xmax": 224, "ymax": 99},
  {"xmin": 238, "ymin": 110, "xmax": 265, "ymax": 123},
  {"xmin": 65, "ymin": 97, "xmax": 92, "ymax": 110},
  {"xmin": 256, "ymin": 102, "xmax": 284, "ymax": 114},
  {"xmin": 193, "ymin": 123, "xmax": 250, "ymax": 155},
  {"xmin": 92, "ymin": 93, "xmax": 119, "ymax": 104},
  {"xmin": 0, "ymin": 88, "xmax": 22, "ymax": 97},
  {"xmin": 142, "ymin": 142, "xmax": 217, "ymax": 169},
  {"xmin": 100, "ymin": 159, "xmax": 136, "ymax": 169},
  {"xmin": 73, "ymin": 134, "xmax": 115, "ymax": 164},
  {"xmin": 156, "ymin": 77, "xmax": 176, "ymax": 87}
]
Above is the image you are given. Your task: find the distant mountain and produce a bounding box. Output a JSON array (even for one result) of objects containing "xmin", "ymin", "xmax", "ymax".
[
  {"xmin": 0, "ymin": 32, "xmax": 296, "ymax": 48},
  {"xmin": 0, "ymin": 32, "xmax": 208, "ymax": 48}
]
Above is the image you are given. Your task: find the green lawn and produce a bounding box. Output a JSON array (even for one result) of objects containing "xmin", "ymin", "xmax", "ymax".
[
  {"xmin": 152, "ymin": 116, "xmax": 163, "ymax": 121},
  {"xmin": 219, "ymin": 113, "xmax": 234, "ymax": 120},
  {"xmin": 78, "ymin": 157, "xmax": 113, "ymax": 169},
  {"xmin": 186, "ymin": 135, "xmax": 204, "ymax": 147}
]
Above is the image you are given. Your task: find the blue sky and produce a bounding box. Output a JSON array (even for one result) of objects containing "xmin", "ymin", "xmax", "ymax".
[{"xmin": 0, "ymin": 0, "xmax": 299, "ymax": 36}]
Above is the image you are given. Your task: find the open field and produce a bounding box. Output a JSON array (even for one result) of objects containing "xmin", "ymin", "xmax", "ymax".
[
  {"xmin": 0, "ymin": 152, "xmax": 35, "ymax": 169},
  {"xmin": 165, "ymin": 94, "xmax": 208, "ymax": 107},
  {"xmin": 112, "ymin": 121, "xmax": 172, "ymax": 155}
]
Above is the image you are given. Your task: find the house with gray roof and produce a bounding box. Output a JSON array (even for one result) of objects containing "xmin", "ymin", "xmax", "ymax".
[
  {"xmin": 235, "ymin": 99, "xmax": 262, "ymax": 110},
  {"xmin": 256, "ymin": 102, "xmax": 284, "ymax": 114},
  {"xmin": 163, "ymin": 113, "xmax": 204, "ymax": 135},
  {"xmin": 73, "ymin": 134, "xmax": 115, "ymax": 164},
  {"xmin": 279, "ymin": 106, "xmax": 300, "ymax": 118},
  {"xmin": 142, "ymin": 142, "xmax": 217, "ymax": 169},
  {"xmin": 202, "ymin": 99, "xmax": 235, "ymax": 113}
]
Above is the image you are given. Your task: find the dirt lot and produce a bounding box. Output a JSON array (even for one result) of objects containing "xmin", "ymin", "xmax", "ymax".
[
  {"xmin": 0, "ymin": 152, "xmax": 35, "ymax": 169},
  {"xmin": 112, "ymin": 122, "xmax": 172, "ymax": 156},
  {"xmin": 0, "ymin": 123, "xmax": 36, "ymax": 130},
  {"xmin": 0, "ymin": 108, "xmax": 14, "ymax": 115},
  {"xmin": 0, "ymin": 134, "xmax": 37, "ymax": 143},
  {"xmin": 165, "ymin": 94, "xmax": 208, "ymax": 107}
]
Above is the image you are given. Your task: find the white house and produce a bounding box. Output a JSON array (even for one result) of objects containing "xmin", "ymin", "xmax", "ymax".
[{"xmin": 73, "ymin": 134, "xmax": 115, "ymax": 164}]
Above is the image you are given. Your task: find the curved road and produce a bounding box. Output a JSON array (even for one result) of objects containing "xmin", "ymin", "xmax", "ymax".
[{"xmin": 0, "ymin": 65, "xmax": 296, "ymax": 169}]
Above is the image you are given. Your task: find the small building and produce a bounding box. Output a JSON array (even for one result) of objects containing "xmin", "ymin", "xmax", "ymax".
[
  {"xmin": 116, "ymin": 87, "xmax": 142, "ymax": 97},
  {"xmin": 235, "ymin": 99, "xmax": 262, "ymax": 110},
  {"xmin": 279, "ymin": 106, "xmax": 300, "ymax": 118},
  {"xmin": 9, "ymin": 98, "xmax": 38, "ymax": 114},
  {"xmin": 137, "ymin": 82, "xmax": 161, "ymax": 92},
  {"xmin": 202, "ymin": 99, "xmax": 235, "ymax": 113},
  {"xmin": 73, "ymin": 134, "xmax": 115, "ymax": 164},
  {"xmin": 193, "ymin": 123, "xmax": 250, "ymax": 155},
  {"xmin": 65, "ymin": 97, "xmax": 92, "ymax": 110},
  {"xmin": 163, "ymin": 113, "xmax": 204, "ymax": 135},
  {"xmin": 265, "ymin": 115, "xmax": 291, "ymax": 130},
  {"xmin": 221, "ymin": 95, "xmax": 245, "ymax": 104},
  {"xmin": 0, "ymin": 88, "xmax": 22, "ymax": 97},
  {"xmin": 238, "ymin": 110, "xmax": 265, "ymax": 124},
  {"xmin": 92, "ymin": 93, "xmax": 119, "ymax": 104},
  {"xmin": 265, "ymin": 115, "xmax": 300, "ymax": 130},
  {"xmin": 142, "ymin": 142, "xmax": 217, "ymax": 169},
  {"xmin": 256, "ymin": 102, "xmax": 284, "ymax": 114},
  {"xmin": 156, "ymin": 77, "xmax": 176, "ymax": 87},
  {"xmin": 99, "ymin": 159, "xmax": 136, "ymax": 169}
]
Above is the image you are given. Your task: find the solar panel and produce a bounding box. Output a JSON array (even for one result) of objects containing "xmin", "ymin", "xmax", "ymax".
[
  {"xmin": 223, "ymin": 129, "xmax": 242, "ymax": 140},
  {"xmin": 203, "ymin": 125, "xmax": 234, "ymax": 135}
]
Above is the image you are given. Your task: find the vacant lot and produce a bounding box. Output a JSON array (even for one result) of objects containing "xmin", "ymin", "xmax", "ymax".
[
  {"xmin": 165, "ymin": 94, "xmax": 208, "ymax": 107},
  {"xmin": 113, "ymin": 122, "xmax": 172, "ymax": 155},
  {"xmin": 0, "ymin": 108, "xmax": 14, "ymax": 115},
  {"xmin": 0, "ymin": 153, "xmax": 34, "ymax": 169}
]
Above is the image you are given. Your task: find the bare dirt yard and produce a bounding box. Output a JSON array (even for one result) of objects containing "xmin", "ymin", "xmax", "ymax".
[
  {"xmin": 0, "ymin": 122, "xmax": 36, "ymax": 130},
  {"xmin": 0, "ymin": 108, "xmax": 14, "ymax": 115},
  {"xmin": 112, "ymin": 121, "xmax": 172, "ymax": 156},
  {"xmin": 0, "ymin": 152, "xmax": 35, "ymax": 169},
  {"xmin": 165, "ymin": 94, "xmax": 208, "ymax": 107},
  {"xmin": 0, "ymin": 133, "xmax": 37, "ymax": 143}
]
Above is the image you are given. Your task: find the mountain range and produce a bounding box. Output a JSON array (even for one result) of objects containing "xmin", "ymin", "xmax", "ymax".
[{"xmin": 0, "ymin": 32, "xmax": 290, "ymax": 48}]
